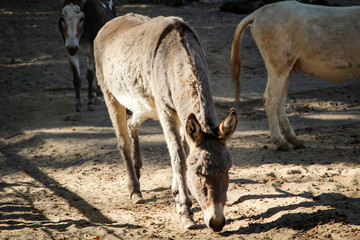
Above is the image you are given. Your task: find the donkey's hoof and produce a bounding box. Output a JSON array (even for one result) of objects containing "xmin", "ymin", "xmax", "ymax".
[
  {"xmin": 65, "ymin": 113, "xmax": 82, "ymax": 121},
  {"xmin": 87, "ymin": 104, "xmax": 96, "ymax": 112},
  {"xmin": 293, "ymin": 141, "xmax": 306, "ymax": 149},
  {"xmin": 276, "ymin": 143, "xmax": 290, "ymax": 151},
  {"xmin": 94, "ymin": 97, "xmax": 104, "ymax": 105},
  {"xmin": 181, "ymin": 215, "xmax": 197, "ymax": 229},
  {"xmin": 131, "ymin": 193, "xmax": 145, "ymax": 204}
]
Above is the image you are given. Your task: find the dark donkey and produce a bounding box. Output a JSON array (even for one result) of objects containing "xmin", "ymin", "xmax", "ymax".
[{"xmin": 59, "ymin": 0, "xmax": 116, "ymax": 113}]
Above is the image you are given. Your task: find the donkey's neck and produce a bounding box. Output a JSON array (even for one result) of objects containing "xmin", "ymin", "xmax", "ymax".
[
  {"xmin": 150, "ymin": 18, "xmax": 218, "ymax": 133},
  {"xmin": 172, "ymin": 36, "xmax": 218, "ymax": 134}
]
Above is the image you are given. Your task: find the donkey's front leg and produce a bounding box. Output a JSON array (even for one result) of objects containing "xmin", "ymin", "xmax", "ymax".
[
  {"xmin": 158, "ymin": 112, "xmax": 196, "ymax": 229},
  {"xmin": 86, "ymin": 54, "xmax": 96, "ymax": 111},
  {"xmin": 68, "ymin": 54, "xmax": 82, "ymax": 112}
]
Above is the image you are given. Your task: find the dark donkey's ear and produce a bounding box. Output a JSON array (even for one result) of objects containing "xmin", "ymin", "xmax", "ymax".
[
  {"xmin": 186, "ymin": 114, "xmax": 203, "ymax": 146},
  {"xmin": 60, "ymin": 0, "xmax": 87, "ymax": 7},
  {"xmin": 218, "ymin": 108, "xmax": 237, "ymax": 142}
]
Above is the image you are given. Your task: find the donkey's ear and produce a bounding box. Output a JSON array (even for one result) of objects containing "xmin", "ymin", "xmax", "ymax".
[
  {"xmin": 186, "ymin": 114, "xmax": 203, "ymax": 146},
  {"xmin": 218, "ymin": 108, "xmax": 237, "ymax": 141}
]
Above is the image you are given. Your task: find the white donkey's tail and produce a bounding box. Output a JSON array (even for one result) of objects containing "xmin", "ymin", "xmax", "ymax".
[{"xmin": 230, "ymin": 13, "xmax": 256, "ymax": 104}]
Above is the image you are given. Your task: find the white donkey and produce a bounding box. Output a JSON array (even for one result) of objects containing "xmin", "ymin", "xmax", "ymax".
[
  {"xmin": 231, "ymin": 1, "xmax": 360, "ymax": 151},
  {"xmin": 94, "ymin": 14, "xmax": 237, "ymax": 231}
]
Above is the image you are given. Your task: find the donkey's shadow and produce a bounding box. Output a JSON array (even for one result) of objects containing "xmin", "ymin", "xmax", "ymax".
[{"xmin": 222, "ymin": 186, "xmax": 360, "ymax": 236}]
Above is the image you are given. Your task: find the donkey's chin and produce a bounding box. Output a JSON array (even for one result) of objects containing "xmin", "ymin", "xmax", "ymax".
[{"xmin": 204, "ymin": 204, "xmax": 226, "ymax": 232}]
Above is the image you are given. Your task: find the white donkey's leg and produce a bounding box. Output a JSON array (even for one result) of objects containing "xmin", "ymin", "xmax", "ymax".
[
  {"xmin": 277, "ymin": 75, "xmax": 306, "ymax": 149},
  {"xmin": 67, "ymin": 54, "xmax": 82, "ymax": 112},
  {"xmin": 263, "ymin": 72, "xmax": 290, "ymax": 151},
  {"xmin": 157, "ymin": 110, "xmax": 196, "ymax": 229},
  {"xmin": 103, "ymin": 91, "xmax": 144, "ymax": 204}
]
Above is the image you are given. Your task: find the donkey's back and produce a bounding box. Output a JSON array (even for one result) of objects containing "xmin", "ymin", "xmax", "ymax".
[{"xmin": 95, "ymin": 14, "xmax": 210, "ymax": 123}]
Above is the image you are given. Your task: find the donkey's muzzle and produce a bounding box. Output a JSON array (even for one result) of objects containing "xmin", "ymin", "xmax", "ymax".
[
  {"xmin": 66, "ymin": 45, "xmax": 78, "ymax": 56},
  {"xmin": 205, "ymin": 203, "xmax": 226, "ymax": 232},
  {"xmin": 209, "ymin": 216, "xmax": 225, "ymax": 232}
]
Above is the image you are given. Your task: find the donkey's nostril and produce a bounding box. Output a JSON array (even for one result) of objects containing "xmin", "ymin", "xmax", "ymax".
[
  {"xmin": 209, "ymin": 217, "xmax": 225, "ymax": 232},
  {"xmin": 66, "ymin": 45, "xmax": 78, "ymax": 56}
]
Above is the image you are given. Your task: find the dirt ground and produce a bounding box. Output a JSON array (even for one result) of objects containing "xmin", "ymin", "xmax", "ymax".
[{"xmin": 1, "ymin": 1, "xmax": 360, "ymax": 239}]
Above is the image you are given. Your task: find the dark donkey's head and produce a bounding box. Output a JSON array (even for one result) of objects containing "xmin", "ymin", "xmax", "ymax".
[
  {"xmin": 59, "ymin": 0, "xmax": 86, "ymax": 56},
  {"xmin": 59, "ymin": 0, "xmax": 116, "ymax": 56},
  {"xmin": 185, "ymin": 108, "xmax": 237, "ymax": 232}
]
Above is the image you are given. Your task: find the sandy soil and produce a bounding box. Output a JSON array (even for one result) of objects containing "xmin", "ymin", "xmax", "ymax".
[{"xmin": 1, "ymin": 1, "xmax": 360, "ymax": 239}]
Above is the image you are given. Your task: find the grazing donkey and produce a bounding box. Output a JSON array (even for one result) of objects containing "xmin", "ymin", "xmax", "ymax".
[
  {"xmin": 94, "ymin": 14, "xmax": 237, "ymax": 232},
  {"xmin": 231, "ymin": 1, "xmax": 360, "ymax": 151},
  {"xmin": 59, "ymin": 0, "xmax": 116, "ymax": 112}
]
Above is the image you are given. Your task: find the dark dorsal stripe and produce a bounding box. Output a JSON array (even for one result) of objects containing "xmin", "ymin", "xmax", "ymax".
[{"xmin": 154, "ymin": 19, "xmax": 201, "ymax": 60}]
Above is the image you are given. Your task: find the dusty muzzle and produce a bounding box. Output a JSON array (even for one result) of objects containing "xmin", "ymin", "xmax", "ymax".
[
  {"xmin": 204, "ymin": 203, "xmax": 226, "ymax": 232},
  {"xmin": 65, "ymin": 37, "xmax": 79, "ymax": 56}
]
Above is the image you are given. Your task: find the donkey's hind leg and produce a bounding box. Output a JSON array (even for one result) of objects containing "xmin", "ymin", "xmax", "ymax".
[
  {"xmin": 103, "ymin": 91, "xmax": 144, "ymax": 204},
  {"xmin": 263, "ymin": 72, "xmax": 290, "ymax": 151},
  {"xmin": 127, "ymin": 111, "xmax": 146, "ymax": 180},
  {"xmin": 277, "ymin": 74, "xmax": 305, "ymax": 149}
]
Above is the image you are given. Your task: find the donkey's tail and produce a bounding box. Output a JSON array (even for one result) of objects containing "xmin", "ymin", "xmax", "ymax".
[{"xmin": 230, "ymin": 13, "xmax": 256, "ymax": 104}]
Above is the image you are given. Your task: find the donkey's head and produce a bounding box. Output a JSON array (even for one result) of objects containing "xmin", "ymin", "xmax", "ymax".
[
  {"xmin": 185, "ymin": 108, "xmax": 237, "ymax": 232},
  {"xmin": 59, "ymin": 0, "xmax": 86, "ymax": 56}
]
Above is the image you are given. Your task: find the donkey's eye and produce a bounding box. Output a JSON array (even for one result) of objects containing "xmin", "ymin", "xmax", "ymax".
[{"xmin": 195, "ymin": 171, "xmax": 201, "ymax": 178}]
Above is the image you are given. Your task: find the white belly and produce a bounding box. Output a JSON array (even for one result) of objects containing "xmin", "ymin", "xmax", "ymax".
[{"xmin": 114, "ymin": 93, "xmax": 159, "ymax": 121}]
